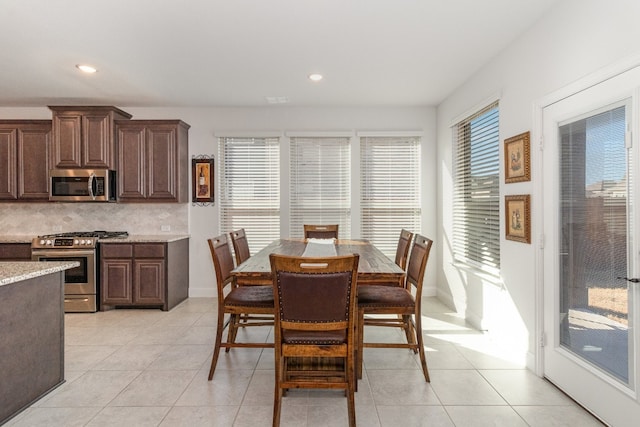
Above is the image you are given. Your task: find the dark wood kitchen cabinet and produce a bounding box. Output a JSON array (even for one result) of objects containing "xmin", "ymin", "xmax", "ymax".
[
  {"xmin": 115, "ymin": 120, "xmax": 189, "ymax": 203},
  {"xmin": 49, "ymin": 106, "xmax": 132, "ymax": 169},
  {"xmin": 0, "ymin": 243, "xmax": 32, "ymax": 260},
  {"xmin": 0, "ymin": 120, "xmax": 52, "ymax": 201},
  {"xmin": 100, "ymin": 238, "xmax": 189, "ymax": 311}
]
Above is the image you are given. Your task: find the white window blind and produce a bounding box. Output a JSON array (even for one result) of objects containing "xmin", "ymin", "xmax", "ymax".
[
  {"xmin": 219, "ymin": 137, "xmax": 280, "ymax": 254},
  {"xmin": 453, "ymin": 101, "xmax": 500, "ymax": 272},
  {"xmin": 360, "ymin": 136, "xmax": 421, "ymax": 257},
  {"xmin": 289, "ymin": 136, "xmax": 351, "ymax": 238}
]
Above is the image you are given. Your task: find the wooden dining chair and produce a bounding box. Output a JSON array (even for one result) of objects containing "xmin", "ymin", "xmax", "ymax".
[
  {"xmin": 303, "ymin": 224, "xmax": 339, "ymax": 239},
  {"xmin": 357, "ymin": 234, "xmax": 433, "ymax": 382},
  {"xmin": 269, "ymin": 253, "xmax": 359, "ymax": 427},
  {"xmin": 230, "ymin": 228, "xmax": 251, "ymax": 265},
  {"xmin": 395, "ymin": 229, "xmax": 414, "ymax": 271},
  {"xmin": 207, "ymin": 234, "xmax": 274, "ymax": 380}
]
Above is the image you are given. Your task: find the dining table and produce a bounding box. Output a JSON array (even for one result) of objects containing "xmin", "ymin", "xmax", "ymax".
[
  {"xmin": 231, "ymin": 238, "xmax": 404, "ymax": 382},
  {"xmin": 232, "ymin": 238, "xmax": 405, "ymax": 287}
]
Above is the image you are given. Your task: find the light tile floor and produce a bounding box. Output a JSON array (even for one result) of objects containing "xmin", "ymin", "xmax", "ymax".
[{"xmin": 6, "ymin": 297, "xmax": 604, "ymax": 427}]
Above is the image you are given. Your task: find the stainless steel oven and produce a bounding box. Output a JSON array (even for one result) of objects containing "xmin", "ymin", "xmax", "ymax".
[
  {"xmin": 31, "ymin": 231, "xmax": 128, "ymax": 313},
  {"xmin": 32, "ymin": 247, "xmax": 97, "ymax": 312}
]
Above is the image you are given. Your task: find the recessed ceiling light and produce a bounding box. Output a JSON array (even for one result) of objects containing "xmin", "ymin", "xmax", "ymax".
[
  {"xmin": 76, "ymin": 64, "xmax": 97, "ymax": 74},
  {"xmin": 308, "ymin": 73, "xmax": 323, "ymax": 82}
]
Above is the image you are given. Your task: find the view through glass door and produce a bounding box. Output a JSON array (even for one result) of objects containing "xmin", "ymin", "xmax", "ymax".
[
  {"xmin": 542, "ymin": 67, "xmax": 640, "ymax": 426},
  {"xmin": 559, "ymin": 104, "xmax": 629, "ymax": 383}
]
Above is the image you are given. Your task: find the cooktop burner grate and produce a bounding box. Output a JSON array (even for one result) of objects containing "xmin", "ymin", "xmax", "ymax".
[{"xmin": 38, "ymin": 231, "xmax": 129, "ymax": 239}]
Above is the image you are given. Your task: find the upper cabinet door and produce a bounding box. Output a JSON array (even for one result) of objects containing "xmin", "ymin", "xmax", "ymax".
[
  {"xmin": 17, "ymin": 123, "xmax": 51, "ymax": 200},
  {"xmin": 117, "ymin": 124, "xmax": 146, "ymax": 200},
  {"xmin": 116, "ymin": 120, "xmax": 189, "ymax": 203},
  {"xmin": 50, "ymin": 106, "xmax": 132, "ymax": 169},
  {"xmin": 52, "ymin": 113, "xmax": 82, "ymax": 168},
  {"xmin": 82, "ymin": 113, "xmax": 112, "ymax": 169},
  {"xmin": 146, "ymin": 126, "xmax": 178, "ymax": 201},
  {"xmin": 0, "ymin": 128, "xmax": 18, "ymax": 199},
  {"xmin": 0, "ymin": 121, "xmax": 51, "ymax": 201}
]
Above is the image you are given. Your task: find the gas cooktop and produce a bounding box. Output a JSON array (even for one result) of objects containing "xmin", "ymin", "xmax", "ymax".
[{"xmin": 37, "ymin": 231, "xmax": 129, "ymax": 239}]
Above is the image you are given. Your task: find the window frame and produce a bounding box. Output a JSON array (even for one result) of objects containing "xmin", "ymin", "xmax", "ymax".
[
  {"xmin": 218, "ymin": 135, "xmax": 281, "ymax": 254},
  {"xmin": 452, "ymin": 100, "xmax": 501, "ymax": 274},
  {"xmin": 359, "ymin": 134, "xmax": 422, "ymax": 257},
  {"xmin": 288, "ymin": 135, "xmax": 352, "ymax": 238}
]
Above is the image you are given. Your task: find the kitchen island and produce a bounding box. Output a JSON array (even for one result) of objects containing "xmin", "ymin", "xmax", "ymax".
[{"xmin": 0, "ymin": 261, "xmax": 78, "ymax": 425}]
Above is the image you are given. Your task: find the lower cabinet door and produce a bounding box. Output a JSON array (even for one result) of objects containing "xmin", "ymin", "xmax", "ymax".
[
  {"xmin": 134, "ymin": 259, "xmax": 165, "ymax": 304},
  {"xmin": 102, "ymin": 259, "xmax": 133, "ymax": 304}
]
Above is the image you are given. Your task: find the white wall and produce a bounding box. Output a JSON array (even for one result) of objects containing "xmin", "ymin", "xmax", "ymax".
[
  {"xmin": 436, "ymin": 0, "xmax": 640, "ymax": 367},
  {"xmin": 0, "ymin": 106, "xmax": 436, "ymax": 298}
]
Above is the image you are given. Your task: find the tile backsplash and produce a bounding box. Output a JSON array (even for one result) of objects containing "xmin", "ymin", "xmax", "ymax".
[{"xmin": 0, "ymin": 203, "xmax": 188, "ymax": 235}]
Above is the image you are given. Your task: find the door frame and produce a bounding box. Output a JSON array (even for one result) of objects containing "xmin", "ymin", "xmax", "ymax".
[
  {"xmin": 533, "ymin": 55, "xmax": 640, "ymax": 426},
  {"xmin": 534, "ymin": 52, "xmax": 640, "ymax": 378}
]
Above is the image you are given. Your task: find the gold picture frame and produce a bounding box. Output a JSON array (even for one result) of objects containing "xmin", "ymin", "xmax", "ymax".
[
  {"xmin": 192, "ymin": 157, "xmax": 214, "ymax": 203},
  {"xmin": 505, "ymin": 194, "xmax": 531, "ymax": 243},
  {"xmin": 504, "ymin": 131, "xmax": 531, "ymax": 183}
]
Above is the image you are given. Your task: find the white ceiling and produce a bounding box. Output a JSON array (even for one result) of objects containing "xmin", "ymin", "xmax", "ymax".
[{"xmin": 1, "ymin": 0, "xmax": 560, "ymax": 108}]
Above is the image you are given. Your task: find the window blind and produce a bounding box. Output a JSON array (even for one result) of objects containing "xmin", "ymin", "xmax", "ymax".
[
  {"xmin": 219, "ymin": 137, "xmax": 280, "ymax": 254},
  {"xmin": 452, "ymin": 101, "xmax": 500, "ymax": 272},
  {"xmin": 360, "ymin": 136, "xmax": 421, "ymax": 257},
  {"xmin": 289, "ymin": 136, "xmax": 351, "ymax": 238}
]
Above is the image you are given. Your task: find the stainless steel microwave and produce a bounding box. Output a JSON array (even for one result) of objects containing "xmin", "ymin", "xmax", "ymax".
[{"xmin": 50, "ymin": 169, "xmax": 117, "ymax": 202}]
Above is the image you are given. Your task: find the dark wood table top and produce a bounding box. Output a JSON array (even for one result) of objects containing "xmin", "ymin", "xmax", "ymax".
[{"xmin": 232, "ymin": 238, "xmax": 405, "ymax": 286}]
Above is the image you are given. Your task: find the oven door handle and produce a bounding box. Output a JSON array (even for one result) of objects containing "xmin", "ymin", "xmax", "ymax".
[
  {"xmin": 33, "ymin": 249, "xmax": 96, "ymax": 258},
  {"xmin": 65, "ymin": 298, "xmax": 90, "ymax": 303}
]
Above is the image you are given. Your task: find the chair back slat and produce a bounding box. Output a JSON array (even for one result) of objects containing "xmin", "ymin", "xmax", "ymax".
[
  {"xmin": 394, "ymin": 229, "xmax": 414, "ymax": 270},
  {"xmin": 207, "ymin": 234, "xmax": 235, "ymax": 298},
  {"xmin": 230, "ymin": 228, "xmax": 251, "ymax": 265},
  {"xmin": 304, "ymin": 224, "xmax": 339, "ymax": 239},
  {"xmin": 406, "ymin": 234, "xmax": 433, "ymax": 296}
]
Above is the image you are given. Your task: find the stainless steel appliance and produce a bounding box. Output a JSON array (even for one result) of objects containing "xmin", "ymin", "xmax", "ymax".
[
  {"xmin": 31, "ymin": 231, "xmax": 128, "ymax": 312},
  {"xmin": 49, "ymin": 169, "xmax": 117, "ymax": 202}
]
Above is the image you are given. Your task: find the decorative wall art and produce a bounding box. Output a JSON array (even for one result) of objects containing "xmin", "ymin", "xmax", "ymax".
[
  {"xmin": 504, "ymin": 131, "xmax": 531, "ymax": 183},
  {"xmin": 505, "ymin": 194, "xmax": 531, "ymax": 243},
  {"xmin": 192, "ymin": 155, "xmax": 214, "ymax": 205}
]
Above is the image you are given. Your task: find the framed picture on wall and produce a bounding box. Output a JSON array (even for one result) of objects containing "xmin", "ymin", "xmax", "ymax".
[
  {"xmin": 504, "ymin": 131, "xmax": 531, "ymax": 183},
  {"xmin": 192, "ymin": 157, "xmax": 214, "ymax": 203},
  {"xmin": 505, "ymin": 194, "xmax": 531, "ymax": 243}
]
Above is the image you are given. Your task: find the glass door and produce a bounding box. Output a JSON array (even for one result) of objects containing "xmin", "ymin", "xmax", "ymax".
[{"xmin": 542, "ymin": 67, "xmax": 640, "ymax": 426}]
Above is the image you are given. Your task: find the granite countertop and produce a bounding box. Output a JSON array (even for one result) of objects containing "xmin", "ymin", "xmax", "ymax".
[
  {"xmin": 99, "ymin": 234, "xmax": 190, "ymax": 243},
  {"xmin": 0, "ymin": 235, "xmax": 33, "ymax": 244},
  {"xmin": 0, "ymin": 234, "xmax": 190, "ymax": 244},
  {"xmin": 0, "ymin": 261, "xmax": 80, "ymax": 286}
]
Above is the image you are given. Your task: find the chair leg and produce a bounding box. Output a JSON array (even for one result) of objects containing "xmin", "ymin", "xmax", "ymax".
[
  {"xmin": 414, "ymin": 311, "xmax": 430, "ymax": 382},
  {"xmin": 272, "ymin": 386, "xmax": 282, "ymax": 427},
  {"xmin": 404, "ymin": 314, "xmax": 418, "ymax": 353},
  {"xmin": 273, "ymin": 354, "xmax": 283, "ymax": 427},
  {"xmin": 208, "ymin": 310, "xmax": 226, "ymax": 380},
  {"xmin": 357, "ymin": 307, "xmax": 365, "ymax": 379},
  {"xmin": 347, "ymin": 345, "xmax": 357, "ymax": 426},
  {"xmin": 346, "ymin": 385, "xmax": 356, "ymax": 427},
  {"xmin": 225, "ymin": 313, "xmax": 239, "ymax": 353}
]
